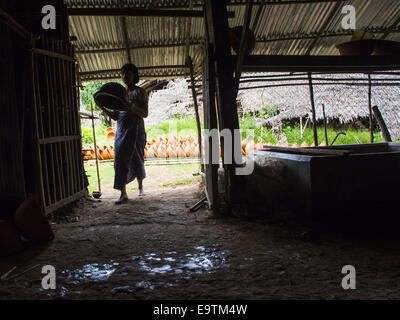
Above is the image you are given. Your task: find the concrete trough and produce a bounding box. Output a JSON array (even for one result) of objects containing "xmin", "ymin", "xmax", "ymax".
[{"xmin": 243, "ymin": 143, "xmax": 400, "ymax": 220}]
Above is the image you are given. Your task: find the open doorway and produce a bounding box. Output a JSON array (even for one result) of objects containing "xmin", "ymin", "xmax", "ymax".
[{"xmin": 79, "ymin": 78, "xmax": 204, "ymax": 201}]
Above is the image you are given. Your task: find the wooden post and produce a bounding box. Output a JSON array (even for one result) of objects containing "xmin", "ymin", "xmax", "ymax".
[
  {"xmin": 322, "ymin": 104, "xmax": 329, "ymax": 145},
  {"xmin": 202, "ymin": 40, "xmax": 219, "ymax": 212},
  {"xmin": 308, "ymin": 73, "xmax": 318, "ymax": 146},
  {"xmin": 30, "ymin": 40, "xmax": 46, "ymax": 209},
  {"xmin": 368, "ymin": 74, "xmax": 374, "ymax": 143},
  {"xmin": 91, "ymin": 103, "xmax": 102, "ymax": 193},
  {"xmin": 205, "ymin": 0, "xmax": 242, "ymax": 206},
  {"xmin": 188, "ymin": 56, "xmax": 204, "ymax": 173},
  {"xmin": 372, "ymin": 106, "xmax": 392, "ymax": 142}
]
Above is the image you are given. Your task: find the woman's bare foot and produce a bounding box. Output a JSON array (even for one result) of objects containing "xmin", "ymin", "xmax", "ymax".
[
  {"xmin": 115, "ymin": 193, "xmax": 128, "ymax": 204},
  {"xmin": 115, "ymin": 186, "xmax": 128, "ymax": 204},
  {"xmin": 138, "ymin": 179, "xmax": 144, "ymax": 196}
]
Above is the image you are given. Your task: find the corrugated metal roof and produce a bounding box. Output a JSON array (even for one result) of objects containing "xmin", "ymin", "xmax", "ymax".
[{"xmin": 65, "ymin": 0, "xmax": 400, "ymax": 81}]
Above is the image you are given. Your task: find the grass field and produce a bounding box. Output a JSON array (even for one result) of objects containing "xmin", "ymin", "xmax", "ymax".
[{"xmin": 84, "ymin": 161, "xmax": 201, "ymax": 194}]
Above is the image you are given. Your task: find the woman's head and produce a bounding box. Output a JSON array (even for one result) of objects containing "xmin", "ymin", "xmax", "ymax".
[{"xmin": 121, "ymin": 63, "xmax": 139, "ymax": 86}]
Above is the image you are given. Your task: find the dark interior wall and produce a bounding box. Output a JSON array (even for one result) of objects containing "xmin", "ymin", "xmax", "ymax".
[
  {"xmin": 0, "ymin": 0, "xmax": 25, "ymax": 196},
  {"xmin": 9, "ymin": 0, "xmax": 69, "ymax": 41},
  {"xmin": 0, "ymin": 0, "xmax": 70, "ymax": 197}
]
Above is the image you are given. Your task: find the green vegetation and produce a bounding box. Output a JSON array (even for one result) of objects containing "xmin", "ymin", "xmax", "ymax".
[
  {"xmin": 81, "ymin": 123, "xmax": 113, "ymax": 147},
  {"xmin": 281, "ymin": 126, "xmax": 384, "ymax": 146},
  {"xmin": 160, "ymin": 176, "xmax": 202, "ymax": 187},
  {"xmin": 84, "ymin": 161, "xmax": 115, "ymax": 194},
  {"xmin": 145, "ymin": 116, "xmax": 202, "ymax": 140},
  {"xmin": 82, "ymin": 114, "xmax": 392, "ymax": 148}
]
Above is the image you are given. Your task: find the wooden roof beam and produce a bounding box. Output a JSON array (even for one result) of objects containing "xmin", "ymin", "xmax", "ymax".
[
  {"xmin": 79, "ymin": 65, "xmax": 187, "ymax": 76},
  {"xmin": 80, "ymin": 74, "xmax": 184, "ymax": 82},
  {"xmin": 236, "ymin": 55, "xmax": 400, "ymax": 73},
  {"xmin": 76, "ymin": 0, "xmax": 339, "ymax": 10},
  {"xmin": 74, "ymin": 41, "xmax": 201, "ymax": 55},
  {"xmin": 68, "ymin": 8, "xmax": 235, "ymax": 18}
]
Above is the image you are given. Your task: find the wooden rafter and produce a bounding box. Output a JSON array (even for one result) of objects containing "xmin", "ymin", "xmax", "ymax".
[
  {"xmin": 68, "ymin": 8, "xmax": 235, "ymax": 18},
  {"xmin": 380, "ymin": 12, "xmax": 400, "ymax": 40},
  {"xmin": 75, "ymin": 41, "xmax": 201, "ymax": 55},
  {"xmin": 78, "ymin": 65, "xmax": 187, "ymax": 77},
  {"xmin": 184, "ymin": 0, "xmax": 194, "ymax": 67},
  {"xmin": 120, "ymin": 17, "xmax": 131, "ymax": 63},
  {"xmin": 305, "ymin": 0, "xmax": 343, "ymax": 55}
]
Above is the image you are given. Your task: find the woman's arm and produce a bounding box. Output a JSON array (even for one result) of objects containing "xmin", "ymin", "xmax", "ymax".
[
  {"xmin": 125, "ymin": 89, "xmax": 149, "ymax": 118},
  {"xmin": 98, "ymin": 105, "xmax": 120, "ymax": 121}
]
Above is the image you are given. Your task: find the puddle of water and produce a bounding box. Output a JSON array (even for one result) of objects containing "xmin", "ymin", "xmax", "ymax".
[
  {"xmin": 58, "ymin": 246, "xmax": 230, "ymax": 294},
  {"xmin": 163, "ymin": 257, "xmax": 176, "ymax": 262},
  {"xmin": 136, "ymin": 280, "xmax": 155, "ymax": 290},
  {"xmin": 136, "ymin": 246, "xmax": 229, "ymax": 276},
  {"xmin": 61, "ymin": 263, "xmax": 117, "ymax": 284}
]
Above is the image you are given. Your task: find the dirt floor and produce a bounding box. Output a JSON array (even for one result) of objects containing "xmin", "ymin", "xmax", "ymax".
[{"xmin": 1, "ymin": 183, "xmax": 400, "ymax": 300}]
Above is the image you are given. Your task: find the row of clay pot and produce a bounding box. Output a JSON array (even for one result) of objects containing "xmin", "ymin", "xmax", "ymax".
[
  {"xmin": 83, "ymin": 145, "xmax": 114, "ymax": 160},
  {"xmin": 84, "ymin": 132, "xmax": 329, "ymax": 160},
  {"xmin": 145, "ymin": 136, "xmax": 200, "ymax": 158}
]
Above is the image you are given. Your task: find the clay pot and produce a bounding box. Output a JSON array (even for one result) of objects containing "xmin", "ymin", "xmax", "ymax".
[
  {"xmin": 229, "ymin": 26, "xmax": 256, "ymax": 55},
  {"xmin": 167, "ymin": 145, "xmax": 177, "ymax": 158},
  {"xmin": 157, "ymin": 146, "xmax": 167, "ymax": 158},
  {"xmin": 106, "ymin": 132, "xmax": 115, "ymax": 140},
  {"xmin": 184, "ymin": 145, "xmax": 191, "ymax": 157},
  {"xmin": 336, "ymin": 40, "xmax": 375, "ymax": 56},
  {"xmin": 245, "ymin": 141, "xmax": 255, "ymax": 155},
  {"xmin": 176, "ymin": 146, "xmax": 185, "ymax": 158},
  {"xmin": 194, "ymin": 145, "xmax": 200, "ymax": 157},
  {"xmin": 147, "ymin": 147, "xmax": 155, "ymax": 158},
  {"xmin": 0, "ymin": 220, "xmax": 24, "ymax": 257},
  {"xmin": 13, "ymin": 195, "xmax": 54, "ymax": 242},
  {"xmin": 108, "ymin": 146, "xmax": 114, "ymax": 159},
  {"xmin": 255, "ymin": 142, "xmax": 264, "ymax": 150},
  {"xmin": 292, "ymin": 142, "xmax": 299, "ymax": 148},
  {"xmin": 189, "ymin": 145, "xmax": 197, "ymax": 157},
  {"xmin": 97, "ymin": 149, "xmax": 105, "ymax": 160},
  {"xmin": 301, "ymin": 142, "xmax": 309, "ymax": 148},
  {"xmin": 105, "ymin": 147, "xmax": 114, "ymax": 160},
  {"xmin": 320, "ymin": 141, "xmax": 327, "ymax": 146}
]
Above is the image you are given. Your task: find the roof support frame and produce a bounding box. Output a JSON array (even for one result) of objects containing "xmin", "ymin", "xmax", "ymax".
[
  {"xmin": 236, "ymin": 55, "xmax": 400, "ymax": 73},
  {"xmin": 67, "ymin": 8, "xmax": 235, "ymax": 18}
]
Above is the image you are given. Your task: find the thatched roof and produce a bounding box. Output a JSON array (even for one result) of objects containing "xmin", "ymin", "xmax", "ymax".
[{"xmin": 239, "ymin": 73, "xmax": 400, "ymax": 139}]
